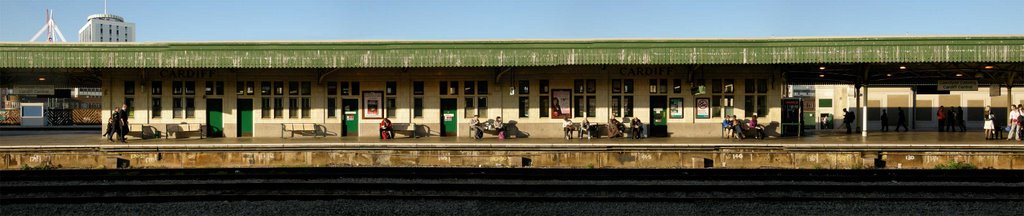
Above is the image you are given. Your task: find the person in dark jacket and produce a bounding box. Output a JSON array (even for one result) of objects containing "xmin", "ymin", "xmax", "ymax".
[
  {"xmin": 880, "ymin": 110, "xmax": 889, "ymax": 132},
  {"xmin": 896, "ymin": 107, "xmax": 908, "ymax": 132},
  {"xmin": 105, "ymin": 111, "xmax": 117, "ymax": 142},
  {"xmin": 843, "ymin": 108, "xmax": 855, "ymax": 134},
  {"xmin": 957, "ymin": 106, "xmax": 966, "ymax": 132},
  {"xmin": 118, "ymin": 104, "xmax": 129, "ymax": 143}
]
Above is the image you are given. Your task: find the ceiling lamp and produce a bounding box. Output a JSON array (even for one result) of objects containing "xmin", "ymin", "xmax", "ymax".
[
  {"xmin": 819, "ymin": 74, "xmax": 825, "ymax": 78},
  {"xmin": 37, "ymin": 76, "xmax": 46, "ymax": 81},
  {"xmin": 899, "ymin": 66, "xmax": 907, "ymax": 70},
  {"xmin": 819, "ymin": 66, "xmax": 826, "ymax": 70},
  {"xmin": 984, "ymin": 65, "xmax": 995, "ymax": 69},
  {"xmin": 956, "ymin": 73, "xmax": 963, "ymax": 77},
  {"xmin": 886, "ymin": 73, "xmax": 892, "ymax": 77}
]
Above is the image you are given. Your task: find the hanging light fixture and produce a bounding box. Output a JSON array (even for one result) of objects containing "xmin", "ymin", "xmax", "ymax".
[
  {"xmin": 819, "ymin": 66, "xmax": 826, "ymax": 70},
  {"xmin": 899, "ymin": 65, "xmax": 907, "ymax": 70},
  {"xmin": 984, "ymin": 65, "xmax": 995, "ymax": 69}
]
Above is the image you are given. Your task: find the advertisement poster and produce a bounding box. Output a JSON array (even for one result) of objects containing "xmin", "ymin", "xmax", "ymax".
[
  {"xmin": 362, "ymin": 91, "xmax": 383, "ymax": 119},
  {"xmin": 670, "ymin": 98, "xmax": 684, "ymax": 119},
  {"xmin": 550, "ymin": 89, "xmax": 571, "ymax": 119},
  {"xmin": 696, "ymin": 98, "xmax": 710, "ymax": 119}
]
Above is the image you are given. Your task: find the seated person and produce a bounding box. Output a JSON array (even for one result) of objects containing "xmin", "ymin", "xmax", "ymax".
[
  {"xmin": 630, "ymin": 118, "xmax": 643, "ymax": 139},
  {"xmin": 469, "ymin": 115, "xmax": 483, "ymax": 139},
  {"xmin": 579, "ymin": 118, "xmax": 593, "ymax": 139},
  {"xmin": 749, "ymin": 113, "xmax": 766, "ymax": 139},
  {"xmin": 722, "ymin": 116, "xmax": 734, "ymax": 139},
  {"xmin": 379, "ymin": 117, "xmax": 394, "ymax": 139},
  {"xmin": 494, "ymin": 116, "xmax": 506, "ymax": 139},
  {"xmin": 562, "ymin": 117, "xmax": 574, "ymax": 139},
  {"xmin": 731, "ymin": 115, "xmax": 745, "ymax": 140},
  {"xmin": 608, "ymin": 118, "xmax": 624, "ymax": 138}
]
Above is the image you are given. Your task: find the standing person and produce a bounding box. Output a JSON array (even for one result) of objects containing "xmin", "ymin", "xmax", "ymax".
[
  {"xmin": 984, "ymin": 106, "xmax": 995, "ymax": 140},
  {"xmin": 117, "ymin": 104, "xmax": 129, "ymax": 143},
  {"xmin": 947, "ymin": 107, "xmax": 957, "ymax": 132},
  {"xmin": 1008, "ymin": 105, "xmax": 1019, "ymax": 140},
  {"xmin": 842, "ymin": 108, "xmax": 853, "ymax": 134},
  {"xmin": 880, "ymin": 110, "xmax": 889, "ymax": 132},
  {"xmin": 896, "ymin": 107, "xmax": 908, "ymax": 132},
  {"xmin": 107, "ymin": 109, "xmax": 120, "ymax": 142},
  {"xmin": 469, "ymin": 115, "xmax": 483, "ymax": 139},
  {"xmin": 562, "ymin": 116, "xmax": 574, "ymax": 139},
  {"xmin": 937, "ymin": 106, "xmax": 946, "ymax": 132},
  {"xmin": 957, "ymin": 106, "xmax": 966, "ymax": 132}
]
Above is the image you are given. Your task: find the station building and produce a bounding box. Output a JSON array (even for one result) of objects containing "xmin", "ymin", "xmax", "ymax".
[{"xmin": 2, "ymin": 36, "xmax": 1022, "ymax": 138}]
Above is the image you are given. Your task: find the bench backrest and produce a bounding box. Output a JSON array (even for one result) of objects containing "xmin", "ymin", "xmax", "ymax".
[
  {"xmin": 129, "ymin": 124, "xmax": 144, "ymax": 131},
  {"xmin": 283, "ymin": 123, "xmax": 317, "ymax": 131}
]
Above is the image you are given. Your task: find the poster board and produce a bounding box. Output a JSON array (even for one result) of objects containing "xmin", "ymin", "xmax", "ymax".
[
  {"xmin": 670, "ymin": 98, "xmax": 684, "ymax": 119},
  {"xmin": 695, "ymin": 98, "xmax": 710, "ymax": 119},
  {"xmin": 550, "ymin": 89, "xmax": 572, "ymax": 119},
  {"xmin": 362, "ymin": 91, "xmax": 383, "ymax": 119}
]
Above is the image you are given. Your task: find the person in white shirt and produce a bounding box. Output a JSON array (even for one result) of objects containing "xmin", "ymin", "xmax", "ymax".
[
  {"xmin": 562, "ymin": 117, "xmax": 574, "ymax": 139},
  {"xmin": 579, "ymin": 118, "xmax": 592, "ymax": 139},
  {"xmin": 1009, "ymin": 105, "xmax": 1019, "ymax": 140},
  {"xmin": 469, "ymin": 115, "xmax": 483, "ymax": 139}
]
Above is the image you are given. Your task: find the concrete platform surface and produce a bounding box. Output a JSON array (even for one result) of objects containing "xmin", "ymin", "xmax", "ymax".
[{"xmin": 1, "ymin": 130, "xmax": 1022, "ymax": 151}]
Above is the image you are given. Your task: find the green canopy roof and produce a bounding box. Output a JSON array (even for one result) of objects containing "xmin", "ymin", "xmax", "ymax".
[{"xmin": 2, "ymin": 36, "xmax": 1023, "ymax": 68}]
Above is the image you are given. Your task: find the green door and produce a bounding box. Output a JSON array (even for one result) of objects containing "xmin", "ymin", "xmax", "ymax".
[
  {"xmin": 649, "ymin": 96, "xmax": 668, "ymax": 137},
  {"xmin": 440, "ymin": 99, "xmax": 457, "ymax": 136},
  {"xmin": 237, "ymin": 99, "xmax": 253, "ymax": 137},
  {"xmin": 342, "ymin": 99, "xmax": 359, "ymax": 136},
  {"xmin": 206, "ymin": 99, "xmax": 223, "ymax": 137}
]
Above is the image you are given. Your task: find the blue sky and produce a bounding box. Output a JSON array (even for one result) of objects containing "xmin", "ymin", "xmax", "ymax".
[{"xmin": 1, "ymin": 0, "xmax": 1021, "ymax": 42}]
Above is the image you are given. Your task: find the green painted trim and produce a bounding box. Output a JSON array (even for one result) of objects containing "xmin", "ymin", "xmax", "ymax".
[{"xmin": 3, "ymin": 36, "xmax": 1023, "ymax": 68}]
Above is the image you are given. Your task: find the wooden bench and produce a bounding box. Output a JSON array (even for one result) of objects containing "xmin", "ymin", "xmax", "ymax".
[
  {"xmin": 165, "ymin": 123, "xmax": 205, "ymax": 139},
  {"xmin": 574, "ymin": 123, "xmax": 603, "ymax": 139},
  {"xmin": 126, "ymin": 123, "xmax": 146, "ymax": 139},
  {"xmin": 469, "ymin": 122, "xmax": 502, "ymax": 138},
  {"xmin": 281, "ymin": 123, "xmax": 323, "ymax": 138},
  {"xmin": 391, "ymin": 123, "xmax": 419, "ymax": 138}
]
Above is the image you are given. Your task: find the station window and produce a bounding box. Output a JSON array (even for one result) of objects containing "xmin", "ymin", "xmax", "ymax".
[
  {"xmin": 611, "ymin": 79, "xmax": 634, "ymax": 117},
  {"xmin": 539, "ymin": 96, "xmax": 550, "ymax": 118},
  {"xmin": 386, "ymin": 98, "xmax": 397, "ymax": 118},
  {"xmin": 171, "ymin": 81, "xmax": 195, "ymax": 118},
  {"xmin": 386, "ymin": 81, "xmax": 397, "ymax": 95},
  {"xmin": 744, "ymin": 79, "xmax": 769, "ymax": 117},
  {"xmin": 540, "ymin": 80, "xmax": 550, "ymax": 94},
  {"xmin": 461, "ymin": 80, "xmax": 486, "ymax": 118},
  {"xmin": 673, "ymin": 79, "xmax": 682, "ymax": 94},
  {"xmin": 237, "ymin": 81, "xmax": 254, "ymax": 95},
  {"xmin": 289, "ymin": 98, "xmax": 299, "ymax": 119},
  {"xmin": 711, "ymin": 79, "xmax": 735, "ymax": 118},
  {"xmin": 519, "ymin": 96, "xmax": 529, "ymax": 117},
  {"xmin": 151, "ymin": 81, "xmax": 162, "ymax": 118},
  {"xmin": 205, "ymin": 81, "xmax": 224, "ymax": 96},
  {"xmin": 124, "ymin": 81, "xmax": 135, "ymax": 118},
  {"xmin": 518, "ymin": 80, "xmax": 530, "ymax": 95},
  {"xmin": 327, "ymin": 82, "xmax": 337, "ymax": 118},
  {"xmin": 413, "ymin": 97, "xmax": 423, "ymax": 118},
  {"xmin": 573, "ymin": 79, "xmax": 597, "ymax": 117},
  {"xmin": 413, "ymin": 81, "xmax": 424, "ymax": 95},
  {"xmin": 649, "ymin": 79, "xmax": 668, "ymax": 94}
]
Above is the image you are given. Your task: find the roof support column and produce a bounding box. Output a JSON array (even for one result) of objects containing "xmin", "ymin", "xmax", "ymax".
[
  {"xmin": 1007, "ymin": 72, "xmax": 1016, "ymax": 128},
  {"xmin": 861, "ymin": 65, "xmax": 871, "ymax": 137}
]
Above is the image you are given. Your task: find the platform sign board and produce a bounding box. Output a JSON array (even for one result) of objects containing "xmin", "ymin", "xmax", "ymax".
[
  {"xmin": 695, "ymin": 98, "xmax": 710, "ymax": 119},
  {"xmin": 937, "ymin": 80, "xmax": 978, "ymax": 91},
  {"xmin": 13, "ymin": 85, "xmax": 54, "ymax": 95},
  {"xmin": 991, "ymin": 84, "xmax": 1001, "ymax": 96}
]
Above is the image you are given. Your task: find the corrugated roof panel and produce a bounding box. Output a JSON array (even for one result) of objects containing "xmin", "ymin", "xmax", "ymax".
[{"xmin": 1, "ymin": 36, "xmax": 1023, "ymax": 68}]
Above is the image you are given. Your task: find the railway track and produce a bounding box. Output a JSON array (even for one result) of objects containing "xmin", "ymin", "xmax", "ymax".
[{"xmin": 2, "ymin": 168, "xmax": 1022, "ymax": 204}]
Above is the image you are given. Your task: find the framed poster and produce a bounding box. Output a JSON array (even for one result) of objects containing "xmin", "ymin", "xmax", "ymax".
[
  {"xmin": 670, "ymin": 98, "xmax": 684, "ymax": 119},
  {"xmin": 695, "ymin": 98, "xmax": 710, "ymax": 119},
  {"xmin": 550, "ymin": 89, "xmax": 572, "ymax": 119},
  {"xmin": 362, "ymin": 91, "xmax": 383, "ymax": 119}
]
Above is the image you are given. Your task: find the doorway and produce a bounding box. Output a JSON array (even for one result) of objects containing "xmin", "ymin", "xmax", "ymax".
[
  {"xmin": 440, "ymin": 98, "xmax": 458, "ymax": 136},
  {"xmin": 341, "ymin": 99, "xmax": 359, "ymax": 136},
  {"xmin": 649, "ymin": 96, "xmax": 668, "ymax": 137},
  {"xmin": 206, "ymin": 98, "xmax": 224, "ymax": 138},
  {"xmin": 236, "ymin": 99, "xmax": 253, "ymax": 137}
]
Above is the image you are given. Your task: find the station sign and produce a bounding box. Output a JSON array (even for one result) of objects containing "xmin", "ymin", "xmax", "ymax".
[
  {"xmin": 12, "ymin": 85, "xmax": 54, "ymax": 95},
  {"xmin": 937, "ymin": 80, "xmax": 977, "ymax": 91}
]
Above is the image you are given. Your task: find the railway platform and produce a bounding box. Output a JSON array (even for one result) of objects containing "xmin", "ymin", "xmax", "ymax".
[{"xmin": 2, "ymin": 130, "xmax": 1022, "ymax": 170}]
